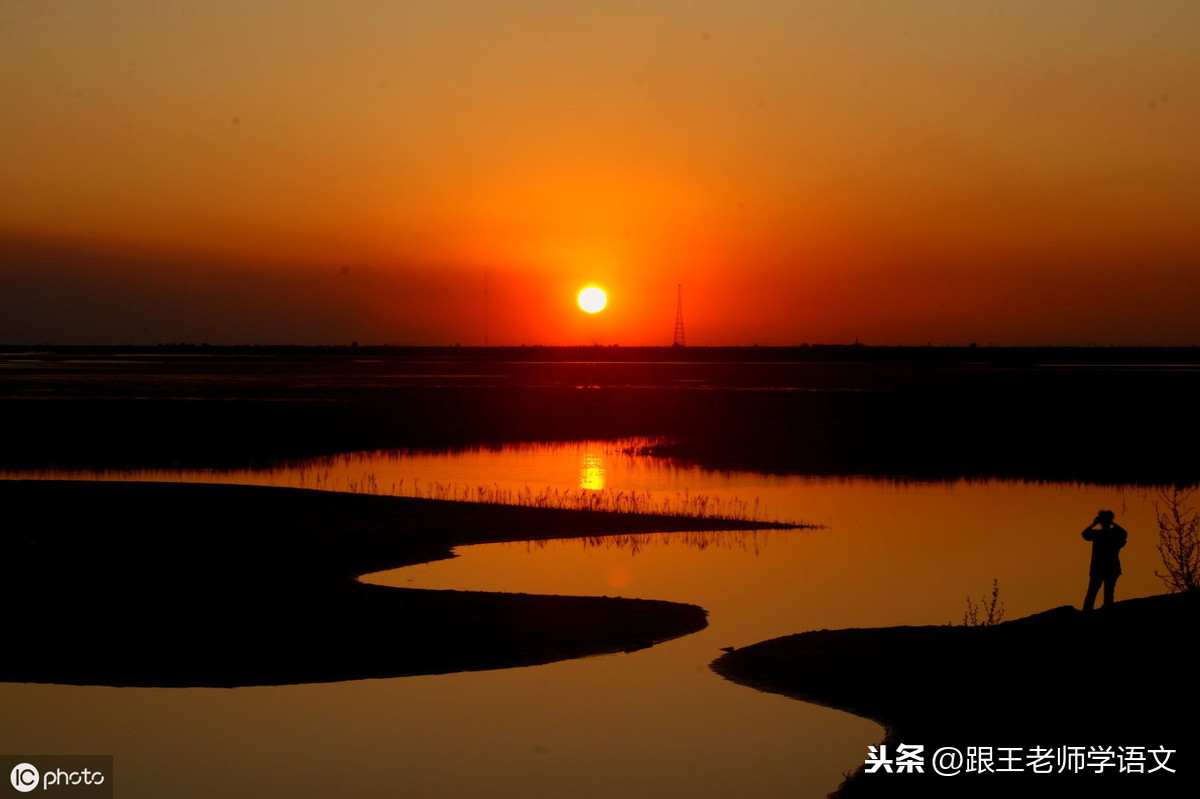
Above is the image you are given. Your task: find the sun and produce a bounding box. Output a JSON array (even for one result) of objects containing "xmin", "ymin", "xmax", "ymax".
[{"xmin": 577, "ymin": 286, "xmax": 607, "ymax": 313}]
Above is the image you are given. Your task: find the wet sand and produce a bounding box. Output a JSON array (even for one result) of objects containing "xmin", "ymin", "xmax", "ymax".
[
  {"xmin": 712, "ymin": 592, "xmax": 1199, "ymax": 798},
  {"xmin": 2, "ymin": 480, "xmax": 794, "ymax": 688}
]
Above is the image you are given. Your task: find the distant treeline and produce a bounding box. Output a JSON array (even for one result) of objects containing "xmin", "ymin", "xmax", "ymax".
[{"xmin": 4, "ymin": 349, "xmax": 1199, "ymax": 485}]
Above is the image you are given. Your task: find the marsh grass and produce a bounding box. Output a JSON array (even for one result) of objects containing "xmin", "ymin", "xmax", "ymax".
[
  {"xmin": 294, "ymin": 465, "xmax": 795, "ymax": 525},
  {"xmin": 518, "ymin": 528, "xmax": 776, "ymax": 555},
  {"xmin": 1, "ymin": 441, "xmax": 800, "ymax": 526},
  {"xmin": 389, "ymin": 477, "xmax": 784, "ymax": 524}
]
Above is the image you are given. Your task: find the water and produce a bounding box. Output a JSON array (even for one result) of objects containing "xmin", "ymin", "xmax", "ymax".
[{"xmin": 0, "ymin": 440, "xmax": 1166, "ymax": 797}]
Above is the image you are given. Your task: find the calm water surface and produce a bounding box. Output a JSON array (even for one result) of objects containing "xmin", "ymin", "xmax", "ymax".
[{"xmin": 1, "ymin": 440, "xmax": 1164, "ymax": 798}]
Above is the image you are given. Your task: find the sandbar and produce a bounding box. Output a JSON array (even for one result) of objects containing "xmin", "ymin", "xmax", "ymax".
[{"xmin": 3, "ymin": 480, "xmax": 793, "ymax": 688}]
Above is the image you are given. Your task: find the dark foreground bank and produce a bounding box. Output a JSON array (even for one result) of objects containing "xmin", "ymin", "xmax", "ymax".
[
  {"xmin": 713, "ymin": 593, "xmax": 1199, "ymax": 798},
  {"xmin": 2, "ymin": 480, "xmax": 795, "ymax": 687}
]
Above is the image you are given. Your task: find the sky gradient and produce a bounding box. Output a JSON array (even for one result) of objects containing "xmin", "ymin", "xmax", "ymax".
[{"xmin": 3, "ymin": 2, "xmax": 1198, "ymax": 345}]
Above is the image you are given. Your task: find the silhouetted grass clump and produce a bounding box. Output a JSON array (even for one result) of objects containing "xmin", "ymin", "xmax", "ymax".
[
  {"xmin": 1156, "ymin": 487, "xmax": 1200, "ymax": 592},
  {"xmin": 962, "ymin": 578, "xmax": 1005, "ymax": 626},
  {"xmin": 321, "ymin": 470, "xmax": 795, "ymax": 525},
  {"xmin": 519, "ymin": 528, "xmax": 778, "ymax": 555}
]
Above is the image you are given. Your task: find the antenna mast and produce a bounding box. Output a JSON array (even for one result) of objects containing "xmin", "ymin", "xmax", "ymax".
[{"xmin": 672, "ymin": 284, "xmax": 686, "ymax": 347}]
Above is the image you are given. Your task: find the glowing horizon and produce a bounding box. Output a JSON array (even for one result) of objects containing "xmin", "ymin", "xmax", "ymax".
[{"xmin": 4, "ymin": 3, "xmax": 1200, "ymax": 346}]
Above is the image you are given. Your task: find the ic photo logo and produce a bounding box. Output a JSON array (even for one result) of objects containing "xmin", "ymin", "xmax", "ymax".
[
  {"xmin": 2, "ymin": 758, "xmax": 111, "ymax": 797},
  {"xmin": 9, "ymin": 764, "xmax": 37, "ymax": 793}
]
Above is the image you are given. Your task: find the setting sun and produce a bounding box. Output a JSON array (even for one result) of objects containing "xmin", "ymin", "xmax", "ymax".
[{"xmin": 577, "ymin": 287, "xmax": 607, "ymax": 314}]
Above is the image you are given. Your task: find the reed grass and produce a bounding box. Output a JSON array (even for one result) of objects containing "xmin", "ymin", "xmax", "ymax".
[
  {"xmin": 295, "ymin": 466, "xmax": 795, "ymax": 525},
  {"xmin": 2, "ymin": 453, "xmax": 801, "ymax": 527},
  {"xmin": 518, "ymin": 529, "xmax": 776, "ymax": 555}
]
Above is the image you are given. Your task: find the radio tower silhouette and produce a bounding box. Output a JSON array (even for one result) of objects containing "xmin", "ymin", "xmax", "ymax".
[{"xmin": 672, "ymin": 284, "xmax": 686, "ymax": 347}]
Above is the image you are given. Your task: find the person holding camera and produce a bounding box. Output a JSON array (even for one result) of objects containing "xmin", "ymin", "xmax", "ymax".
[{"xmin": 1081, "ymin": 510, "xmax": 1127, "ymax": 611}]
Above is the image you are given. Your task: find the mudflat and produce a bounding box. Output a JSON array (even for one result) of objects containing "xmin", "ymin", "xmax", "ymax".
[
  {"xmin": 3, "ymin": 480, "xmax": 792, "ymax": 688},
  {"xmin": 713, "ymin": 592, "xmax": 1199, "ymax": 798}
]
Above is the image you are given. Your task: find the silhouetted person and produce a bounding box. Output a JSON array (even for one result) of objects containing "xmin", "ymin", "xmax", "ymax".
[{"xmin": 1081, "ymin": 510, "xmax": 1127, "ymax": 610}]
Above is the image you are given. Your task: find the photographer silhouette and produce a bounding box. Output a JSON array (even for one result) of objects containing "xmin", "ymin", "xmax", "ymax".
[{"xmin": 1081, "ymin": 510, "xmax": 1127, "ymax": 611}]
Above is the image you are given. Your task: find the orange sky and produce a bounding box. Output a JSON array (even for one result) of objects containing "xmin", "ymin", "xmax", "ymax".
[{"xmin": 3, "ymin": 2, "xmax": 1199, "ymax": 345}]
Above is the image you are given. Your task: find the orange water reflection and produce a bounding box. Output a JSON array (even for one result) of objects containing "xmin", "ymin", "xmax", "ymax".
[
  {"xmin": 578, "ymin": 450, "xmax": 606, "ymax": 490},
  {"xmin": 365, "ymin": 473, "xmax": 1162, "ymax": 640},
  {"xmin": 0, "ymin": 441, "xmax": 1170, "ymax": 799}
]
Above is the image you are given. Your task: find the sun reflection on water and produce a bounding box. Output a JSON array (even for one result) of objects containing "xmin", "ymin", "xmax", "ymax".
[{"xmin": 579, "ymin": 451, "xmax": 607, "ymax": 490}]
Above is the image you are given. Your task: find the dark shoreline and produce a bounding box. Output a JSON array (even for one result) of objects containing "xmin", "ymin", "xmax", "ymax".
[
  {"xmin": 712, "ymin": 593, "xmax": 1200, "ymax": 798},
  {"xmin": 3, "ymin": 480, "xmax": 797, "ymax": 688},
  {"xmin": 4, "ymin": 342, "xmax": 1200, "ymax": 361},
  {"xmin": 4, "ymin": 348, "xmax": 1200, "ymax": 484}
]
